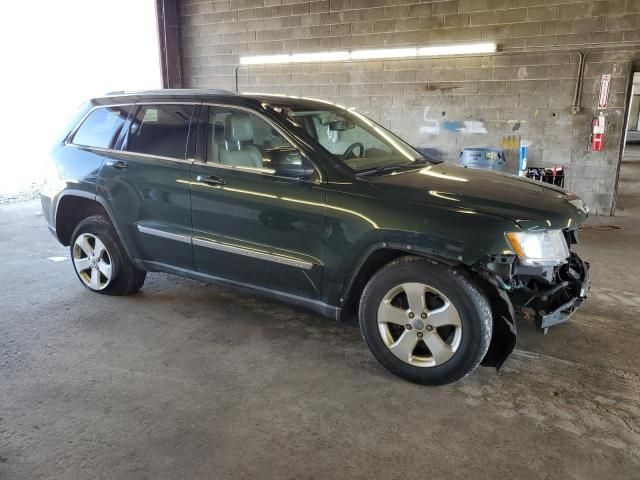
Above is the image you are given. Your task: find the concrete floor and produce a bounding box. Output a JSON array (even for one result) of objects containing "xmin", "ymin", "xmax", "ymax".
[{"xmin": 1, "ymin": 200, "xmax": 639, "ymax": 480}]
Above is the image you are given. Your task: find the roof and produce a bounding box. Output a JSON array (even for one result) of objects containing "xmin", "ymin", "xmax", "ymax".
[{"xmin": 92, "ymin": 89, "xmax": 344, "ymax": 111}]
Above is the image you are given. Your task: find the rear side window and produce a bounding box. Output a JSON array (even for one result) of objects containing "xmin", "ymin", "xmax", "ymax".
[
  {"xmin": 71, "ymin": 106, "xmax": 130, "ymax": 149},
  {"xmin": 123, "ymin": 104, "xmax": 194, "ymax": 159}
]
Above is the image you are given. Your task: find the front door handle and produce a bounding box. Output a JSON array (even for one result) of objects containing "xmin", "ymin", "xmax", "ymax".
[
  {"xmin": 106, "ymin": 159, "xmax": 129, "ymax": 169},
  {"xmin": 196, "ymin": 175, "xmax": 226, "ymax": 186}
]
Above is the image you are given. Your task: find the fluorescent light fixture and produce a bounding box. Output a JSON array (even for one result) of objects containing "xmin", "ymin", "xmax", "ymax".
[
  {"xmin": 240, "ymin": 54, "xmax": 291, "ymax": 65},
  {"xmin": 239, "ymin": 42, "xmax": 497, "ymax": 66},
  {"xmin": 350, "ymin": 47, "xmax": 417, "ymax": 60},
  {"xmin": 418, "ymin": 42, "xmax": 497, "ymax": 57},
  {"xmin": 290, "ymin": 51, "xmax": 349, "ymax": 63}
]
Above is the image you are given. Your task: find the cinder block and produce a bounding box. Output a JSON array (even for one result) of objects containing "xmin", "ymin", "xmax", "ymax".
[
  {"xmin": 527, "ymin": 5, "xmax": 557, "ymax": 21},
  {"xmin": 470, "ymin": 11, "xmax": 498, "ymax": 25},
  {"xmin": 444, "ymin": 13, "xmax": 471, "ymax": 27},
  {"xmin": 310, "ymin": 0, "xmax": 330, "ymax": 13},
  {"xmin": 558, "ymin": 2, "xmax": 590, "ymax": 20},
  {"xmin": 482, "ymin": 24, "xmax": 511, "ymax": 39},
  {"xmin": 497, "ymin": 7, "xmax": 527, "ymax": 23},
  {"xmin": 460, "ymin": 0, "xmax": 488, "ymax": 13},
  {"xmin": 408, "ymin": 3, "xmax": 432, "ymax": 17},
  {"xmin": 511, "ymin": 21, "xmax": 541, "ymax": 37},
  {"xmin": 591, "ymin": 0, "xmax": 626, "ymax": 16},
  {"xmin": 573, "ymin": 16, "xmax": 606, "ymax": 32},
  {"xmin": 432, "ymin": 1, "xmax": 459, "ymax": 15}
]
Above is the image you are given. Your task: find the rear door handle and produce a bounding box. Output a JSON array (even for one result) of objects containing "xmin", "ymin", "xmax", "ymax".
[
  {"xmin": 196, "ymin": 175, "xmax": 226, "ymax": 186},
  {"xmin": 106, "ymin": 160, "xmax": 129, "ymax": 170}
]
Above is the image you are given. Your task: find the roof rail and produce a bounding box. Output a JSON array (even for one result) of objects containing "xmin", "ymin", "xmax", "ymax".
[{"xmin": 104, "ymin": 88, "xmax": 234, "ymax": 96}]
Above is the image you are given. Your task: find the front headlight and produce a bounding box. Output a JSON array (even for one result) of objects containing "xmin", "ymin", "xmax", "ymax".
[{"xmin": 506, "ymin": 230, "xmax": 570, "ymax": 266}]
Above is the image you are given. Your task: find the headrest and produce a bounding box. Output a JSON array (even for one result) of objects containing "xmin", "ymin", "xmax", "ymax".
[{"xmin": 225, "ymin": 113, "xmax": 254, "ymax": 142}]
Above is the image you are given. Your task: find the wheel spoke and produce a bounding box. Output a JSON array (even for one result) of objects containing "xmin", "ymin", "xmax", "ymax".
[
  {"xmin": 377, "ymin": 301, "xmax": 408, "ymax": 325},
  {"xmin": 93, "ymin": 237, "xmax": 107, "ymax": 258},
  {"xmin": 388, "ymin": 330, "xmax": 419, "ymax": 362},
  {"xmin": 76, "ymin": 235, "xmax": 93, "ymax": 256},
  {"xmin": 74, "ymin": 257, "xmax": 91, "ymax": 272},
  {"xmin": 90, "ymin": 268, "xmax": 101, "ymax": 289},
  {"xmin": 98, "ymin": 261, "xmax": 112, "ymax": 280},
  {"xmin": 402, "ymin": 283, "xmax": 426, "ymax": 314},
  {"xmin": 428, "ymin": 302, "xmax": 461, "ymax": 328},
  {"xmin": 423, "ymin": 331, "xmax": 454, "ymax": 365}
]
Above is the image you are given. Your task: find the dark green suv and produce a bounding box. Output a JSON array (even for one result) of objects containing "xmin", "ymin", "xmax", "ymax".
[{"xmin": 41, "ymin": 89, "xmax": 590, "ymax": 385}]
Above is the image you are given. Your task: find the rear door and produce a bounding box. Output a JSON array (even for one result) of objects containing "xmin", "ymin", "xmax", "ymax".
[
  {"xmin": 97, "ymin": 102, "xmax": 197, "ymax": 269},
  {"xmin": 190, "ymin": 104, "xmax": 327, "ymax": 299}
]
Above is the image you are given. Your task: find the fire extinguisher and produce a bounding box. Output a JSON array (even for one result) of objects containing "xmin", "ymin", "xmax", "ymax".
[{"xmin": 590, "ymin": 112, "xmax": 606, "ymax": 151}]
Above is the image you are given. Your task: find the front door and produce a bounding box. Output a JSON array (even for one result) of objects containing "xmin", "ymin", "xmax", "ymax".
[
  {"xmin": 190, "ymin": 105, "xmax": 326, "ymax": 299},
  {"xmin": 98, "ymin": 102, "xmax": 197, "ymax": 269}
]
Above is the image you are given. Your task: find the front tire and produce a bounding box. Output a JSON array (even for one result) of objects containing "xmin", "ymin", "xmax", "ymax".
[
  {"xmin": 359, "ymin": 257, "xmax": 492, "ymax": 385},
  {"xmin": 70, "ymin": 215, "xmax": 146, "ymax": 296}
]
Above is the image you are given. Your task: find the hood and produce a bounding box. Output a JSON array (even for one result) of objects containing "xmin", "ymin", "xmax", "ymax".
[{"xmin": 368, "ymin": 163, "xmax": 589, "ymax": 231}]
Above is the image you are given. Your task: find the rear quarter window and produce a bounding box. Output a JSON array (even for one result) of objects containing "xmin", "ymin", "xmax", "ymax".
[{"xmin": 71, "ymin": 106, "xmax": 131, "ymax": 149}]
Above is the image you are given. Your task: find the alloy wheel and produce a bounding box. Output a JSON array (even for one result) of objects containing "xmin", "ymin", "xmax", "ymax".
[
  {"xmin": 72, "ymin": 233, "xmax": 113, "ymax": 291},
  {"xmin": 377, "ymin": 282, "xmax": 463, "ymax": 367}
]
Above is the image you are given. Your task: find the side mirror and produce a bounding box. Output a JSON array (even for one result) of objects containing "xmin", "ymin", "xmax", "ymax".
[{"xmin": 269, "ymin": 147, "xmax": 316, "ymax": 179}]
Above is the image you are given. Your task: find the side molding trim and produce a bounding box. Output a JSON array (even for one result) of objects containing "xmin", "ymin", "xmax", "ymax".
[
  {"xmin": 192, "ymin": 236, "xmax": 314, "ymax": 270},
  {"xmin": 136, "ymin": 225, "xmax": 314, "ymax": 271},
  {"xmin": 137, "ymin": 225, "xmax": 192, "ymax": 244}
]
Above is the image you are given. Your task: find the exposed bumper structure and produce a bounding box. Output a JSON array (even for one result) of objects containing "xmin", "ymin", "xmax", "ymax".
[
  {"xmin": 476, "ymin": 245, "xmax": 590, "ymax": 368},
  {"xmin": 537, "ymin": 253, "xmax": 590, "ymax": 332}
]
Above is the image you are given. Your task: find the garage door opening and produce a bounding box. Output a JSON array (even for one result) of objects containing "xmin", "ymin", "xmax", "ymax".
[
  {"xmin": 0, "ymin": 0, "xmax": 160, "ymax": 202},
  {"xmin": 616, "ymin": 71, "xmax": 640, "ymax": 216}
]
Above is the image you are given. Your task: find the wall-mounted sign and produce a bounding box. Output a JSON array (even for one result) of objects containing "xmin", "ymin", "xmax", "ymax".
[{"xmin": 598, "ymin": 74, "xmax": 611, "ymax": 110}]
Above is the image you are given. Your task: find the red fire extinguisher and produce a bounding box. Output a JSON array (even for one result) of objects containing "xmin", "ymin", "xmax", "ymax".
[{"xmin": 590, "ymin": 112, "xmax": 606, "ymax": 151}]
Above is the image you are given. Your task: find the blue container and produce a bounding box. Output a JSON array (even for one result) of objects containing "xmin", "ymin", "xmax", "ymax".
[
  {"xmin": 518, "ymin": 145, "xmax": 528, "ymax": 176},
  {"xmin": 459, "ymin": 147, "xmax": 505, "ymax": 171}
]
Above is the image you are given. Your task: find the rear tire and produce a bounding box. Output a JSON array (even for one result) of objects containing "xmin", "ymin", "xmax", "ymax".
[
  {"xmin": 70, "ymin": 215, "xmax": 146, "ymax": 296},
  {"xmin": 359, "ymin": 256, "xmax": 492, "ymax": 385}
]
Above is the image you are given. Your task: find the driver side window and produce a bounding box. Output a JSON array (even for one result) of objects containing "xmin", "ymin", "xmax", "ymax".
[
  {"xmin": 207, "ymin": 108, "xmax": 286, "ymax": 170},
  {"xmin": 206, "ymin": 107, "xmax": 317, "ymax": 180}
]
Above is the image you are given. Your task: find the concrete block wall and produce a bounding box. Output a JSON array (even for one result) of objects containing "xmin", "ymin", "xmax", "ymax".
[{"xmin": 177, "ymin": 0, "xmax": 640, "ymax": 214}]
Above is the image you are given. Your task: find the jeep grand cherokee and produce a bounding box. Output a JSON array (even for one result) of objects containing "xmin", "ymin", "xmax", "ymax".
[{"xmin": 41, "ymin": 89, "xmax": 590, "ymax": 385}]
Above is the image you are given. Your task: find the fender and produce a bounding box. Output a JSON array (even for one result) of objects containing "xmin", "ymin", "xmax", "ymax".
[
  {"xmin": 54, "ymin": 189, "xmax": 146, "ymax": 270},
  {"xmin": 338, "ymin": 241, "xmax": 460, "ymax": 307}
]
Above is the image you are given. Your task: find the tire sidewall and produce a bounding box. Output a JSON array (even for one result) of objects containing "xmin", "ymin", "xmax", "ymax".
[{"xmin": 360, "ymin": 261, "xmax": 490, "ymax": 385}]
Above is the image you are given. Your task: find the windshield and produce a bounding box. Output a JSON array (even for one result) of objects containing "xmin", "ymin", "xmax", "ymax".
[{"xmin": 274, "ymin": 102, "xmax": 432, "ymax": 172}]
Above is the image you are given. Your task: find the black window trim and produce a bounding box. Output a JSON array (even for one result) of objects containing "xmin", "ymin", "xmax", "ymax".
[
  {"xmin": 65, "ymin": 103, "xmax": 134, "ymax": 152},
  {"xmin": 199, "ymin": 102, "xmax": 324, "ymax": 184}
]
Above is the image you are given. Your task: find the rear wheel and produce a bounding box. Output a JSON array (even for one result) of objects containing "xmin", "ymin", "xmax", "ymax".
[
  {"xmin": 359, "ymin": 257, "xmax": 492, "ymax": 385},
  {"xmin": 70, "ymin": 215, "xmax": 146, "ymax": 295}
]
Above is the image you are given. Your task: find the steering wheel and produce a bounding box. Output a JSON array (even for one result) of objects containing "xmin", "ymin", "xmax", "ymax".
[{"xmin": 341, "ymin": 142, "xmax": 365, "ymax": 161}]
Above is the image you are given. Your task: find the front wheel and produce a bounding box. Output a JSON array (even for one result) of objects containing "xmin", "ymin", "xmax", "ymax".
[{"xmin": 359, "ymin": 257, "xmax": 492, "ymax": 385}]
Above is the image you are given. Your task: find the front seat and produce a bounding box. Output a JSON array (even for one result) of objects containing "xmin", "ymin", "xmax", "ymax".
[{"xmin": 219, "ymin": 113, "xmax": 263, "ymax": 168}]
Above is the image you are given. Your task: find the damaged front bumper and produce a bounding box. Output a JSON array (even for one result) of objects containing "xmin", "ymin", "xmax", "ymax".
[
  {"xmin": 475, "ymin": 249, "xmax": 590, "ymax": 368},
  {"xmin": 537, "ymin": 253, "xmax": 590, "ymax": 332}
]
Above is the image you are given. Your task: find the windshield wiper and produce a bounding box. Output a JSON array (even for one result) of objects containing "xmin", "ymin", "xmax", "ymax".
[
  {"xmin": 356, "ymin": 158, "xmax": 429, "ymax": 176},
  {"xmin": 355, "ymin": 163, "xmax": 424, "ymax": 177}
]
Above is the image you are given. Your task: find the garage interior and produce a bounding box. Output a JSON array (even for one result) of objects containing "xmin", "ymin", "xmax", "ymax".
[{"xmin": 2, "ymin": 1, "xmax": 640, "ymax": 479}]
